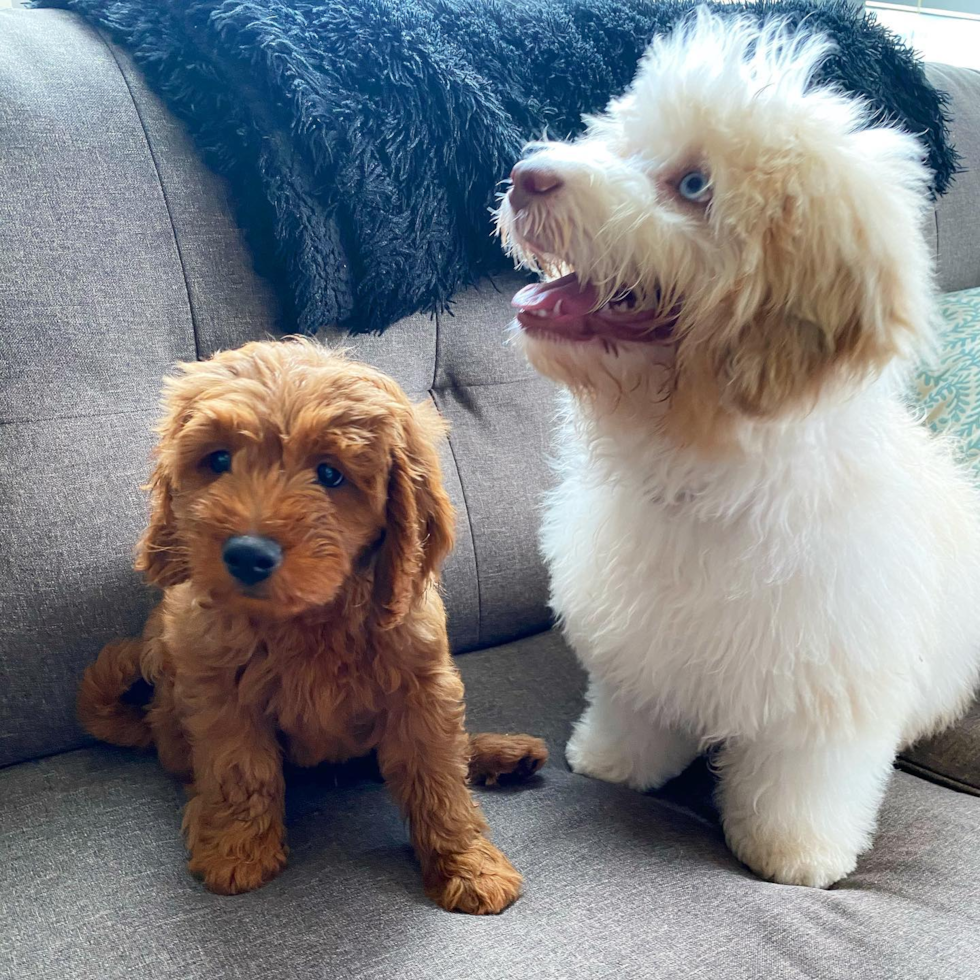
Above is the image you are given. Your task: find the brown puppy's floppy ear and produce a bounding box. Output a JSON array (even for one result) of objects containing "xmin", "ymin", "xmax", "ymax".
[
  {"xmin": 374, "ymin": 399, "xmax": 455, "ymax": 629},
  {"xmin": 134, "ymin": 454, "xmax": 188, "ymax": 588},
  {"xmin": 134, "ymin": 371, "xmax": 197, "ymax": 589}
]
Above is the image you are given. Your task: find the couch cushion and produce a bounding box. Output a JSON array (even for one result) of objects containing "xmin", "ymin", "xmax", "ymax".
[
  {"xmin": 0, "ymin": 412, "xmax": 158, "ymax": 769},
  {"xmin": 929, "ymin": 64, "xmax": 980, "ymax": 293},
  {"xmin": 0, "ymin": 9, "xmax": 553, "ymax": 766},
  {"xmin": 2, "ymin": 629, "xmax": 979, "ymax": 980},
  {"xmin": 0, "ymin": 8, "xmax": 278, "ymax": 767},
  {"xmin": 0, "ymin": 9, "xmax": 197, "ymax": 427}
]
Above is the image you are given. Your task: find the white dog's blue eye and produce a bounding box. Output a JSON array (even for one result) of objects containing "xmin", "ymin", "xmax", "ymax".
[{"xmin": 677, "ymin": 170, "xmax": 711, "ymax": 203}]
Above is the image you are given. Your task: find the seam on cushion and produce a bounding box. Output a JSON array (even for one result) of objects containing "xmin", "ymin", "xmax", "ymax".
[
  {"xmin": 896, "ymin": 757, "xmax": 980, "ymax": 798},
  {"xmin": 431, "ymin": 376, "xmax": 546, "ymax": 393},
  {"xmin": 95, "ymin": 28, "xmax": 202, "ymax": 362},
  {"xmin": 432, "ymin": 311, "xmax": 441, "ymax": 391},
  {"xmin": 454, "ymin": 620, "xmax": 556, "ymax": 657},
  {"xmin": 430, "ymin": 389, "xmax": 482, "ymax": 649},
  {"xmin": 0, "ymin": 737, "xmax": 99, "ymax": 774},
  {"xmin": 454, "ymin": 622, "xmax": 559, "ymax": 659},
  {"xmin": 0, "ymin": 405, "xmax": 155, "ymax": 428}
]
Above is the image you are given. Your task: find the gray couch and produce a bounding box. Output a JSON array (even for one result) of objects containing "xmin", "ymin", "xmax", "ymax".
[{"xmin": 3, "ymin": 9, "xmax": 980, "ymax": 979}]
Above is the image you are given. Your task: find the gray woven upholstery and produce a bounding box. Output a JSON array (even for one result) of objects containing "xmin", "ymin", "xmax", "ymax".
[
  {"xmin": 930, "ymin": 64, "xmax": 980, "ymax": 293},
  {"xmin": 3, "ymin": 631, "xmax": 980, "ymax": 980}
]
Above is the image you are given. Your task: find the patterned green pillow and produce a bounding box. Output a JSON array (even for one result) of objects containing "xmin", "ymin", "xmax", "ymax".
[{"xmin": 913, "ymin": 286, "xmax": 980, "ymax": 474}]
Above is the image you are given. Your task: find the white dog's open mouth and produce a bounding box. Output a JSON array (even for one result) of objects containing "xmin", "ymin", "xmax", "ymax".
[{"xmin": 512, "ymin": 273, "xmax": 677, "ymax": 344}]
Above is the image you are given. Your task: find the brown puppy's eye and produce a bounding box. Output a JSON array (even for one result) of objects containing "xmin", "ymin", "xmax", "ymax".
[
  {"xmin": 316, "ymin": 463, "xmax": 345, "ymax": 488},
  {"xmin": 205, "ymin": 450, "xmax": 232, "ymax": 474}
]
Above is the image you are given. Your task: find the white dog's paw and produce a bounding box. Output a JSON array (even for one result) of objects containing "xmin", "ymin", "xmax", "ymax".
[
  {"xmin": 565, "ymin": 704, "xmax": 699, "ymax": 792},
  {"xmin": 565, "ymin": 731, "xmax": 678, "ymax": 791},
  {"xmin": 565, "ymin": 729, "xmax": 633, "ymax": 786},
  {"xmin": 725, "ymin": 822, "xmax": 858, "ymax": 888}
]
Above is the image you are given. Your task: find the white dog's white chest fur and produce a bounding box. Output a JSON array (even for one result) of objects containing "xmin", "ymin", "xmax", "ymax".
[{"xmin": 547, "ymin": 386, "xmax": 980, "ymax": 743}]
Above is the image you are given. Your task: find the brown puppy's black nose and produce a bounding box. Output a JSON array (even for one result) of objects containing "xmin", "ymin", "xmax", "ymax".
[
  {"xmin": 222, "ymin": 535, "xmax": 282, "ymax": 586},
  {"xmin": 509, "ymin": 161, "xmax": 564, "ymax": 211}
]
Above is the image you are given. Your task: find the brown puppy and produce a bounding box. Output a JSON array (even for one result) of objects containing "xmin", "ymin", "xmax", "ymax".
[{"xmin": 78, "ymin": 340, "xmax": 547, "ymax": 913}]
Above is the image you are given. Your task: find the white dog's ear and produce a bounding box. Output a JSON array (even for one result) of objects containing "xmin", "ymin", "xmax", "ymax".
[
  {"xmin": 714, "ymin": 289, "xmax": 890, "ymax": 419},
  {"xmin": 711, "ymin": 125, "xmax": 933, "ymax": 418}
]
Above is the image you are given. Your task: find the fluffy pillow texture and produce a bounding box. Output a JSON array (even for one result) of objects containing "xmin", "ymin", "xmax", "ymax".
[{"xmin": 915, "ymin": 287, "xmax": 980, "ymax": 477}]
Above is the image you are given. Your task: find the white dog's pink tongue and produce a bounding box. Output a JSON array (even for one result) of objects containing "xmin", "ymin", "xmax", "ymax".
[
  {"xmin": 512, "ymin": 273, "xmax": 598, "ymax": 317},
  {"xmin": 512, "ymin": 273, "xmax": 677, "ymax": 343}
]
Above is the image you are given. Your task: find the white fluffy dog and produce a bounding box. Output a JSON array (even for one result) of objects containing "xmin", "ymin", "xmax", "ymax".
[{"xmin": 495, "ymin": 9, "xmax": 980, "ymax": 888}]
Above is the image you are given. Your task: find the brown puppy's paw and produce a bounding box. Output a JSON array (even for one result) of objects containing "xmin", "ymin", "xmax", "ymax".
[
  {"xmin": 468, "ymin": 733, "xmax": 548, "ymax": 786},
  {"xmin": 425, "ymin": 836, "xmax": 523, "ymax": 914},
  {"xmin": 188, "ymin": 832, "xmax": 288, "ymax": 896}
]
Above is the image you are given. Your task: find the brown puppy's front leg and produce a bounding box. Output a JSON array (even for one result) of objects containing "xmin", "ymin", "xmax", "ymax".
[
  {"xmin": 378, "ymin": 671, "xmax": 523, "ymax": 914},
  {"xmin": 181, "ymin": 703, "xmax": 287, "ymax": 895}
]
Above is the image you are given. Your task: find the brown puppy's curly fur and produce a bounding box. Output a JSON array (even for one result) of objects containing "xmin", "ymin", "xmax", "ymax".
[{"xmin": 78, "ymin": 340, "xmax": 547, "ymax": 913}]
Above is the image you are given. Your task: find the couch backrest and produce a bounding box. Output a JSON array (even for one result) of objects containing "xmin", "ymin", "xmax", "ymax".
[
  {"xmin": 929, "ymin": 63, "xmax": 980, "ymax": 293},
  {"xmin": 0, "ymin": 9, "xmax": 554, "ymax": 768},
  {"xmin": 2, "ymin": 9, "xmax": 980, "ymax": 768}
]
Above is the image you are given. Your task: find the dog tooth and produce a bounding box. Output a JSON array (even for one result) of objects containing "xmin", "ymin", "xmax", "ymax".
[{"xmin": 554, "ymin": 299, "xmax": 564, "ymax": 316}]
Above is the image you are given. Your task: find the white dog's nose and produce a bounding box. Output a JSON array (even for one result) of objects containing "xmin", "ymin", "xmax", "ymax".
[{"xmin": 509, "ymin": 160, "xmax": 563, "ymax": 211}]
